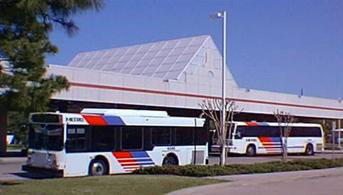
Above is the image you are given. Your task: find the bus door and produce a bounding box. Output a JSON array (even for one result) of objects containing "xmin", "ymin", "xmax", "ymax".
[{"xmin": 64, "ymin": 125, "xmax": 91, "ymax": 176}]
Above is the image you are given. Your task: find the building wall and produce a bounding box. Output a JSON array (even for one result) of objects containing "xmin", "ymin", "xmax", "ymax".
[
  {"xmin": 48, "ymin": 63, "xmax": 343, "ymax": 119},
  {"xmin": 47, "ymin": 36, "xmax": 343, "ymax": 119}
]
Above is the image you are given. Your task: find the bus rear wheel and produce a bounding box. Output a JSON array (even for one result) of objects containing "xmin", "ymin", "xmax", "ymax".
[
  {"xmin": 162, "ymin": 155, "xmax": 178, "ymax": 165},
  {"xmin": 246, "ymin": 145, "xmax": 256, "ymax": 157},
  {"xmin": 89, "ymin": 159, "xmax": 108, "ymax": 176},
  {"xmin": 305, "ymin": 144, "xmax": 314, "ymax": 156}
]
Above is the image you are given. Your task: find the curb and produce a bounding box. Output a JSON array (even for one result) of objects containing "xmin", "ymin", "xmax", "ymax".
[{"xmin": 318, "ymin": 150, "xmax": 343, "ymax": 154}]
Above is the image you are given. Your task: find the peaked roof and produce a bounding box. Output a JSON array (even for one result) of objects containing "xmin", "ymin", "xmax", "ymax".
[{"xmin": 68, "ymin": 35, "xmax": 210, "ymax": 80}]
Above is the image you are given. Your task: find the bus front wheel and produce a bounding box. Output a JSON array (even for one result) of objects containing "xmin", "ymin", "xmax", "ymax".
[
  {"xmin": 246, "ymin": 145, "xmax": 256, "ymax": 157},
  {"xmin": 305, "ymin": 144, "xmax": 314, "ymax": 156},
  {"xmin": 89, "ymin": 159, "xmax": 108, "ymax": 176}
]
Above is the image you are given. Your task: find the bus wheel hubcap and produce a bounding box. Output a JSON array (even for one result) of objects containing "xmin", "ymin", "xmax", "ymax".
[
  {"xmin": 92, "ymin": 163, "xmax": 104, "ymax": 175},
  {"xmin": 248, "ymin": 147, "xmax": 254, "ymax": 155}
]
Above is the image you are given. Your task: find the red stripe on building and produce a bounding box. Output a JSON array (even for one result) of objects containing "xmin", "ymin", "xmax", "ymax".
[{"xmin": 69, "ymin": 82, "xmax": 343, "ymax": 112}]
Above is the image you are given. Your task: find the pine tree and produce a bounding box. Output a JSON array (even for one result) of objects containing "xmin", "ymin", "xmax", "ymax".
[{"xmin": 0, "ymin": 0, "xmax": 103, "ymax": 154}]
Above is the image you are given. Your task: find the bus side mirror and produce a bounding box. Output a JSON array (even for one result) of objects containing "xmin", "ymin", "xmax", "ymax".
[{"xmin": 234, "ymin": 132, "xmax": 242, "ymax": 139}]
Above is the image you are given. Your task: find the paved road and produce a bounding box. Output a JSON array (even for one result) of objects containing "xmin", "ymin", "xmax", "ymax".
[
  {"xmin": 0, "ymin": 157, "xmax": 29, "ymax": 181},
  {"xmin": 1, "ymin": 152, "xmax": 343, "ymax": 181},
  {"xmin": 169, "ymin": 168, "xmax": 343, "ymax": 195}
]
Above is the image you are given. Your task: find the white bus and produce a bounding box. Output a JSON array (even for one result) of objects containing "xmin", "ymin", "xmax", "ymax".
[
  {"xmin": 22, "ymin": 109, "xmax": 208, "ymax": 177},
  {"xmin": 226, "ymin": 122, "xmax": 324, "ymax": 156}
]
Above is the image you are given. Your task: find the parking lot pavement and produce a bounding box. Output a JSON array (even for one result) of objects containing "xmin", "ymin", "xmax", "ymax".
[
  {"xmin": 0, "ymin": 158, "xmax": 27, "ymax": 181},
  {"xmin": 169, "ymin": 167, "xmax": 343, "ymax": 195},
  {"xmin": 0, "ymin": 157, "xmax": 26, "ymax": 164},
  {"xmin": 0, "ymin": 158, "xmax": 51, "ymax": 181}
]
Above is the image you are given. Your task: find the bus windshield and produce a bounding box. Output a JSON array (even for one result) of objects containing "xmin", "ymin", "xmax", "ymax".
[{"xmin": 28, "ymin": 124, "xmax": 64, "ymax": 151}]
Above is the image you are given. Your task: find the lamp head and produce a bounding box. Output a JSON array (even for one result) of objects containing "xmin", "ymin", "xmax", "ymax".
[{"xmin": 210, "ymin": 11, "xmax": 226, "ymax": 19}]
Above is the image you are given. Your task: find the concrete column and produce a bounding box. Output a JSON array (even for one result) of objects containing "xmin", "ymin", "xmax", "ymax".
[
  {"xmin": 0, "ymin": 112, "xmax": 7, "ymax": 155},
  {"xmin": 338, "ymin": 119, "xmax": 342, "ymax": 148},
  {"xmin": 338, "ymin": 119, "xmax": 342, "ymax": 128}
]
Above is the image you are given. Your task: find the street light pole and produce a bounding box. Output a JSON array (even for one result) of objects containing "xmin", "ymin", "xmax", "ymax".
[
  {"xmin": 221, "ymin": 12, "xmax": 227, "ymax": 154},
  {"xmin": 211, "ymin": 11, "xmax": 227, "ymax": 165}
]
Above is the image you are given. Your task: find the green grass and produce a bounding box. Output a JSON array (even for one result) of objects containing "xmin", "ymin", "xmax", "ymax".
[{"xmin": 0, "ymin": 175, "xmax": 222, "ymax": 195}]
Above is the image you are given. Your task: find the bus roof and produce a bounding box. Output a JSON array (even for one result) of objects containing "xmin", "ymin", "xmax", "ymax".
[
  {"xmin": 30, "ymin": 109, "xmax": 205, "ymax": 127},
  {"xmin": 81, "ymin": 108, "xmax": 169, "ymax": 118},
  {"xmin": 233, "ymin": 121, "xmax": 322, "ymax": 127}
]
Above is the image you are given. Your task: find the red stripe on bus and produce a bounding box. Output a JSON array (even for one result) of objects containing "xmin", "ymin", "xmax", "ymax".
[
  {"xmin": 112, "ymin": 152, "xmax": 139, "ymax": 168},
  {"xmin": 82, "ymin": 114, "xmax": 108, "ymax": 126},
  {"xmin": 259, "ymin": 136, "xmax": 272, "ymax": 143},
  {"xmin": 246, "ymin": 122, "xmax": 258, "ymax": 126},
  {"xmin": 121, "ymin": 162, "xmax": 140, "ymax": 166},
  {"xmin": 117, "ymin": 159, "xmax": 138, "ymax": 163},
  {"xmin": 113, "ymin": 152, "xmax": 133, "ymax": 159},
  {"xmin": 259, "ymin": 137, "xmax": 277, "ymax": 153}
]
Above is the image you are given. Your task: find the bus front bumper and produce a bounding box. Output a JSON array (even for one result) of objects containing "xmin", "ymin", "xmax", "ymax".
[{"xmin": 22, "ymin": 165, "xmax": 63, "ymax": 177}]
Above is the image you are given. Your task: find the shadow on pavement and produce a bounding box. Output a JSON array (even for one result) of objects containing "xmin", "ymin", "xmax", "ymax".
[{"xmin": 11, "ymin": 172, "xmax": 53, "ymax": 180}]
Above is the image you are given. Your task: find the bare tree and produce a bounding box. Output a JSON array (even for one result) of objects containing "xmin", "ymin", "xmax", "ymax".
[
  {"xmin": 274, "ymin": 110, "xmax": 295, "ymax": 161},
  {"xmin": 199, "ymin": 99, "xmax": 238, "ymax": 166}
]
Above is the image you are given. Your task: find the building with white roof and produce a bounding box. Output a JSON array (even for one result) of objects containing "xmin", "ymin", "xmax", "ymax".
[{"xmin": 47, "ymin": 35, "xmax": 343, "ymax": 122}]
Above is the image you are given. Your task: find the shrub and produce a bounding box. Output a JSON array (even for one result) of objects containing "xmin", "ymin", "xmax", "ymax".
[{"xmin": 133, "ymin": 158, "xmax": 343, "ymax": 177}]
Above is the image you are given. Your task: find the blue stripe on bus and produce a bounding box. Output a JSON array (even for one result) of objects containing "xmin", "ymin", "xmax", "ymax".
[
  {"xmin": 259, "ymin": 146, "xmax": 304, "ymax": 149},
  {"xmin": 270, "ymin": 137, "xmax": 281, "ymax": 142},
  {"xmin": 136, "ymin": 162, "xmax": 155, "ymax": 165},
  {"xmin": 132, "ymin": 152, "xmax": 155, "ymax": 165},
  {"xmin": 257, "ymin": 122, "xmax": 270, "ymax": 126},
  {"xmin": 103, "ymin": 116, "xmax": 125, "ymax": 126},
  {"xmin": 287, "ymin": 146, "xmax": 304, "ymax": 148},
  {"xmin": 131, "ymin": 151, "xmax": 150, "ymax": 158},
  {"xmin": 135, "ymin": 159, "xmax": 154, "ymax": 162}
]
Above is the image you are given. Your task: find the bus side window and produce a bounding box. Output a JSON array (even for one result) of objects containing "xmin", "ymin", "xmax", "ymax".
[
  {"xmin": 175, "ymin": 127, "xmax": 194, "ymax": 145},
  {"xmin": 196, "ymin": 127, "xmax": 208, "ymax": 145},
  {"xmin": 151, "ymin": 127, "xmax": 172, "ymax": 146},
  {"xmin": 226, "ymin": 124, "xmax": 235, "ymax": 139},
  {"xmin": 270, "ymin": 127, "xmax": 280, "ymax": 137},
  {"xmin": 121, "ymin": 126, "xmax": 143, "ymax": 150},
  {"xmin": 290, "ymin": 127, "xmax": 322, "ymax": 137},
  {"xmin": 235, "ymin": 126, "xmax": 244, "ymax": 139},
  {"xmin": 66, "ymin": 125, "xmax": 89, "ymax": 153},
  {"xmin": 91, "ymin": 126, "xmax": 115, "ymax": 152}
]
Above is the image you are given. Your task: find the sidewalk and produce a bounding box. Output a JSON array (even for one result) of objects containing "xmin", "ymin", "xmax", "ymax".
[
  {"xmin": 319, "ymin": 149, "xmax": 343, "ymax": 154},
  {"xmin": 168, "ymin": 167, "xmax": 343, "ymax": 195},
  {"xmin": 0, "ymin": 157, "xmax": 26, "ymax": 164}
]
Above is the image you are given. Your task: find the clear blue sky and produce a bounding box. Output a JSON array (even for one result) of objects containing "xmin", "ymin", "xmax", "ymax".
[{"xmin": 47, "ymin": 0, "xmax": 343, "ymax": 100}]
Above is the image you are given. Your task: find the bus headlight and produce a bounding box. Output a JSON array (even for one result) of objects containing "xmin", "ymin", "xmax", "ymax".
[
  {"xmin": 26, "ymin": 154, "xmax": 32, "ymax": 165},
  {"xmin": 47, "ymin": 154, "xmax": 58, "ymax": 169},
  {"xmin": 227, "ymin": 139, "xmax": 233, "ymax": 146}
]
